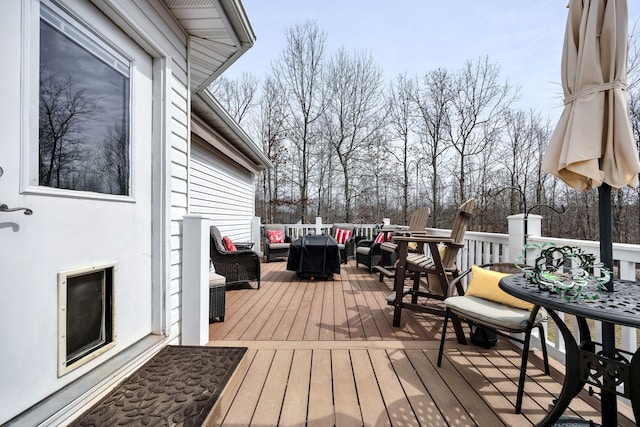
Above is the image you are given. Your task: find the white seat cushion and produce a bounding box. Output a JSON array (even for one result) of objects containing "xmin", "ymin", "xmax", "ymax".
[
  {"xmin": 356, "ymin": 246, "xmax": 370, "ymax": 255},
  {"xmin": 445, "ymin": 296, "xmax": 544, "ymax": 331},
  {"xmin": 209, "ymin": 272, "xmax": 226, "ymax": 286},
  {"xmin": 268, "ymin": 242, "xmax": 290, "ymax": 250}
]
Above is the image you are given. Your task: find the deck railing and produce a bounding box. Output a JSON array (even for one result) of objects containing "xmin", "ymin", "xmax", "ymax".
[{"xmin": 274, "ymin": 216, "xmax": 640, "ymax": 367}]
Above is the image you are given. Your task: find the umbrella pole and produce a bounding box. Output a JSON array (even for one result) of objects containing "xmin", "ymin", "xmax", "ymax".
[
  {"xmin": 599, "ymin": 183, "xmax": 617, "ymax": 426},
  {"xmin": 599, "ymin": 184, "xmax": 614, "ymax": 291}
]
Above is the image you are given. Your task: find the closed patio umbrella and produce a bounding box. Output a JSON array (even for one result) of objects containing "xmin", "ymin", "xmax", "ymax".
[
  {"xmin": 543, "ymin": 0, "xmax": 640, "ymax": 193},
  {"xmin": 542, "ymin": 1, "xmax": 640, "ymax": 425}
]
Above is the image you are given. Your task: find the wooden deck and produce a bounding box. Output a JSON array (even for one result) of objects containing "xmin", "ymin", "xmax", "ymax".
[{"xmin": 208, "ymin": 260, "xmax": 636, "ymax": 426}]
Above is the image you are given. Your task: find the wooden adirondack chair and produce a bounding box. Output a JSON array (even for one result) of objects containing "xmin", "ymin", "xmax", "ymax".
[
  {"xmin": 387, "ymin": 199, "xmax": 476, "ymax": 343},
  {"xmin": 374, "ymin": 207, "xmax": 430, "ymax": 279}
]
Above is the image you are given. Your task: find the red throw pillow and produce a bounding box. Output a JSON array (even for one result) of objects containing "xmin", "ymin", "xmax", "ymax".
[
  {"xmin": 386, "ymin": 232, "xmax": 393, "ymax": 241},
  {"xmin": 267, "ymin": 229, "xmax": 284, "ymax": 244},
  {"xmin": 374, "ymin": 232, "xmax": 385, "ymax": 244},
  {"xmin": 222, "ymin": 236, "xmax": 237, "ymax": 252},
  {"xmin": 335, "ymin": 228, "xmax": 353, "ymax": 244}
]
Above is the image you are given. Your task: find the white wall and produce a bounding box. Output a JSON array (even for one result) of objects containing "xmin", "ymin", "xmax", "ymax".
[
  {"xmin": 189, "ymin": 139, "xmax": 256, "ymax": 242},
  {"xmin": 0, "ymin": 0, "xmax": 189, "ymax": 423}
]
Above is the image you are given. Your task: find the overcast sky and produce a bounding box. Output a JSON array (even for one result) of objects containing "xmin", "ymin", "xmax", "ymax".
[{"xmin": 224, "ymin": 0, "xmax": 640, "ymax": 124}]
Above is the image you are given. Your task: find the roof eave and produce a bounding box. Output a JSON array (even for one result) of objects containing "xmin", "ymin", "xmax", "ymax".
[{"xmin": 193, "ymin": 90, "xmax": 272, "ymax": 170}]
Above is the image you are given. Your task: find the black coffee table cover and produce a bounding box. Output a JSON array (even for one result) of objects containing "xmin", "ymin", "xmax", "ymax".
[{"xmin": 287, "ymin": 235, "xmax": 340, "ymax": 279}]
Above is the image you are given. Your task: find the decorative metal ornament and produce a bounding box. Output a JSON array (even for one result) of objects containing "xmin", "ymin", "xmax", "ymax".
[{"xmin": 515, "ymin": 242, "xmax": 611, "ymax": 300}]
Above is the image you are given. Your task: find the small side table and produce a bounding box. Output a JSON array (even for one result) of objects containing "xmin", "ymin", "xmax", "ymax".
[{"xmin": 208, "ymin": 272, "xmax": 226, "ymax": 323}]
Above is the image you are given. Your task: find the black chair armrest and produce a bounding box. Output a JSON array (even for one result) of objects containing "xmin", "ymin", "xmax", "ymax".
[
  {"xmin": 354, "ymin": 236, "xmax": 367, "ymax": 245},
  {"xmin": 236, "ymin": 250, "xmax": 259, "ymax": 259},
  {"xmin": 356, "ymin": 239, "xmax": 375, "ymax": 248},
  {"xmin": 447, "ymin": 267, "xmax": 474, "ymax": 296}
]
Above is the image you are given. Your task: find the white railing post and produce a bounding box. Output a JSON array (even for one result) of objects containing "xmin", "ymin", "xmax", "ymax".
[
  {"xmin": 507, "ymin": 213, "xmax": 542, "ymax": 263},
  {"xmin": 252, "ymin": 216, "xmax": 262, "ymax": 256},
  {"xmin": 315, "ymin": 217, "xmax": 322, "ymax": 235},
  {"xmin": 383, "ymin": 218, "xmax": 390, "ymax": 226},
  {"xmin": 182, "ymin": 215, "xmax": 210, "ymax": 346},
  {"xmin": 507, "ymin": 213, "xmax": 526, "ymax": 263}
]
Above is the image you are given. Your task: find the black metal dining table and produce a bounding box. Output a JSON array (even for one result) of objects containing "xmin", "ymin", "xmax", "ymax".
[{"xmin": 499, "ymin": 274, "xmax": 640, "ymax": 427}]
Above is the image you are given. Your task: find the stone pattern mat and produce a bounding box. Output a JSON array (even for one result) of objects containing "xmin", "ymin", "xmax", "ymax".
[{"xmin": 70, "ymin": 345, "xmax": 246, "ymax": 426}]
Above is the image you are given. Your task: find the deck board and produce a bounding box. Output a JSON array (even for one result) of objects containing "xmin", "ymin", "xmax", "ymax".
[
  {"xmin": 332, "ymin": 349, "xmax": 361, "ymax": 425},
  {"xmin": 350, "ymin": 349, "xmax": 391, "ymax": 426},
  {"xmin": 278, "ymin": 349, "xmax": 311, "ymax": 427},
  {"xmin": 308, "ymin": 349, "xmax": 334, "ymax": 426},
  {"xmin": 367, "ymin": 348, "xmax": 419, "ymax": 426},
  {"xmin": 252, "ymin": 348, "xmax": 293, "ymax": 425},
  {"xmin": 210, "ymin": 260, "xmax": 637, "ymax": 426}
]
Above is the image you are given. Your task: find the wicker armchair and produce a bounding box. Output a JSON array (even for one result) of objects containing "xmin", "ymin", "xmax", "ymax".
[
  {"xmin": 356, "ymin": 225, "xmax": 403, "ymax": 273},
  {"xmin": 209, "ymin": 226, "xmax": 261, "ymax": 289},
  {"xmin": 330, "ymin": 223, "xmax": 358, "ymax": 264},
  {"xmin": 262, "ymin": 224, "xmax": 291, "ymax": 262}
]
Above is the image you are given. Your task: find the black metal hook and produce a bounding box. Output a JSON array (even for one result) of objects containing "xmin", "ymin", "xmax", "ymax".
[
  {"xmin": 488, "ymin": 186, "xmax": 527, "ymax": 212},
  {"xmin": 488, "ymin": 186, "xmax": 564, "ymax": 244},
  {"xmin": 526, "ymin": 204, "xmax": 566, "ymax": 217}
]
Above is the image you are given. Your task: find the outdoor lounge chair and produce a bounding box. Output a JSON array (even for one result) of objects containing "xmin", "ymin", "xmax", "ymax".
[
  {"xmin": 355, "ymin": 231, "xmax": 387, "ymax": 273},
  {"xmin": 210, "ymin": 226, "xmax": 261, "ymax": 289},
  {"xmin": 355, "ymin": 224, "xmax": 406, "ymax": 273},
  {"xmin": 330, "ymin": 223, "xmax": 357, "ymax": 263},
  {"xmin": 262, "ymin": 224, "xmax": 291, "ymax": 262},
  {"xmin": 386, "ymin": 199, "xmax": 476, "ymax": 344},
  {"xmin": 437, "ymin": 263, "xmax": 550, "ymax": 414}
]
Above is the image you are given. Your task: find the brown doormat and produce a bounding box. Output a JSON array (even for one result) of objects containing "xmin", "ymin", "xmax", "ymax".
[{"xmin": 69, "ymin": 345, "xmax": 247, "ymax": 426}]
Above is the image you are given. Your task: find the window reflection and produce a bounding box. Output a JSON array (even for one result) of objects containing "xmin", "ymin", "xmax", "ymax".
[{"xmin": 39, "ymin": 14, "xmax": 130, "ymax": 195}]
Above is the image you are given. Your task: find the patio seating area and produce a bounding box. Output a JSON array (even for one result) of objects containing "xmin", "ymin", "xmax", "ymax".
[{"xmin": 207, "ymin": 260, "xmax": 637, "ymax": 426}]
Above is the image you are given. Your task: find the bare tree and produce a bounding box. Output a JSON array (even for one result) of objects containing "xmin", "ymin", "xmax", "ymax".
[
  {"xmin": 499, "ymin": 109, "xmax": 546, "ymax": 211},
  {"xmin": 385, "ymin": 74, "xmax": 415, "ymax": 224},
  {"xmin": 209, "ymin": 73, "xmax": 259, "ymax": 125},
  {"xmin": 39, "ymin": 71, "xmax": 97, "ymax": 189},
  {"xmin": 257, "ymin": 77, "xmax": 289, "ymax": 222},
  {"xmin": 411, "ymin": 68, "xmax": 453, "ymax": 226},
  {"xmin": 447, "ymin": 57, "xmax": 517, "ymax": 202},
  {"xmin": 272, "ymin": 20, "xmax": 327, "ymax": 222},
  {"xmin": 100, "ymin": 124, "xmax": 129, "ymax": 195},
  {"xmin": 323, "ymin": 48, "xmax": 383, "ymax": 222}
]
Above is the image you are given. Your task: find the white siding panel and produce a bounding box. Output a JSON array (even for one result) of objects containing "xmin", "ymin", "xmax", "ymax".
[
  {"xmin": 169, "ymin": 61, "xmax": 189, "ymax": 342},
  {"xmin": 171, "ymin": 176, "xmax": 188, "ymax": 194},
  {"xmin": 189, "ymin": 141, "xmax": 255, "ymax": 241},
  {"xmin": 171, "ymin": 160, "xmax": 189, "ymax": 181},
  {"xmin": 171, "ymin": 129, "xmax": 189, "ymax": 153},
  {"xmin": 173, "ymin": 149, "xmax": 188, "ymax": 168}
]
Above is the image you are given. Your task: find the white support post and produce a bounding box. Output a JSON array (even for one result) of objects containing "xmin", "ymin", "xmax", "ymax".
[
  {"xmin": 507, "ymin": 214, "xmax": 526, "ymax": 263},
  {"xmin": 507, "ymin": 213, "xmax": 542, "ymax": 263},
  {"xmin": 181, "ymin": 215, "xmax": 210, "ymax": 346},
  {"xmin": 252, "ymin": 216, "xmax": 262, "ymax": 256},
  {"xmin": 315, "ymin": 216, "xmax": 322, "ymax": 235}
]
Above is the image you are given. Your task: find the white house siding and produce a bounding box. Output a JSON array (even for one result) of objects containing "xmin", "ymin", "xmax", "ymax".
[
  {"xmin": 169, "ymin": 74, "xmax": 190, "ymax": 342},
  {"xmin": 190, "ymin": 138, "xmax": 256, "ymax": 242}
]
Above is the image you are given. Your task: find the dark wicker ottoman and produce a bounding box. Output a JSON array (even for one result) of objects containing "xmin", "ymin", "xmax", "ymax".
[{"xmin": 209, "ymin": 277, "xmax": 226, "ymax": 322}]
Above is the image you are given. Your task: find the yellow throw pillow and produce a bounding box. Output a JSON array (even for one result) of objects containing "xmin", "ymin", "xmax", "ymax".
[{"xmin": 465, "ymin": 265, "xmax": 534, "ymax": 311}]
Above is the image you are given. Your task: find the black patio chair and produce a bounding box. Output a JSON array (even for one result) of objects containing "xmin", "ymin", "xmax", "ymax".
[
  {"xmin": 262, "ymin": 224, "xmax": 291, "ymax": 262},
  {"xmin": 210, "ymin": 226, "xmax": 261, "ymax": 289},
  {"xmin": 330, "ymin": 223, "xmax": 357, "ymax": 264}
]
